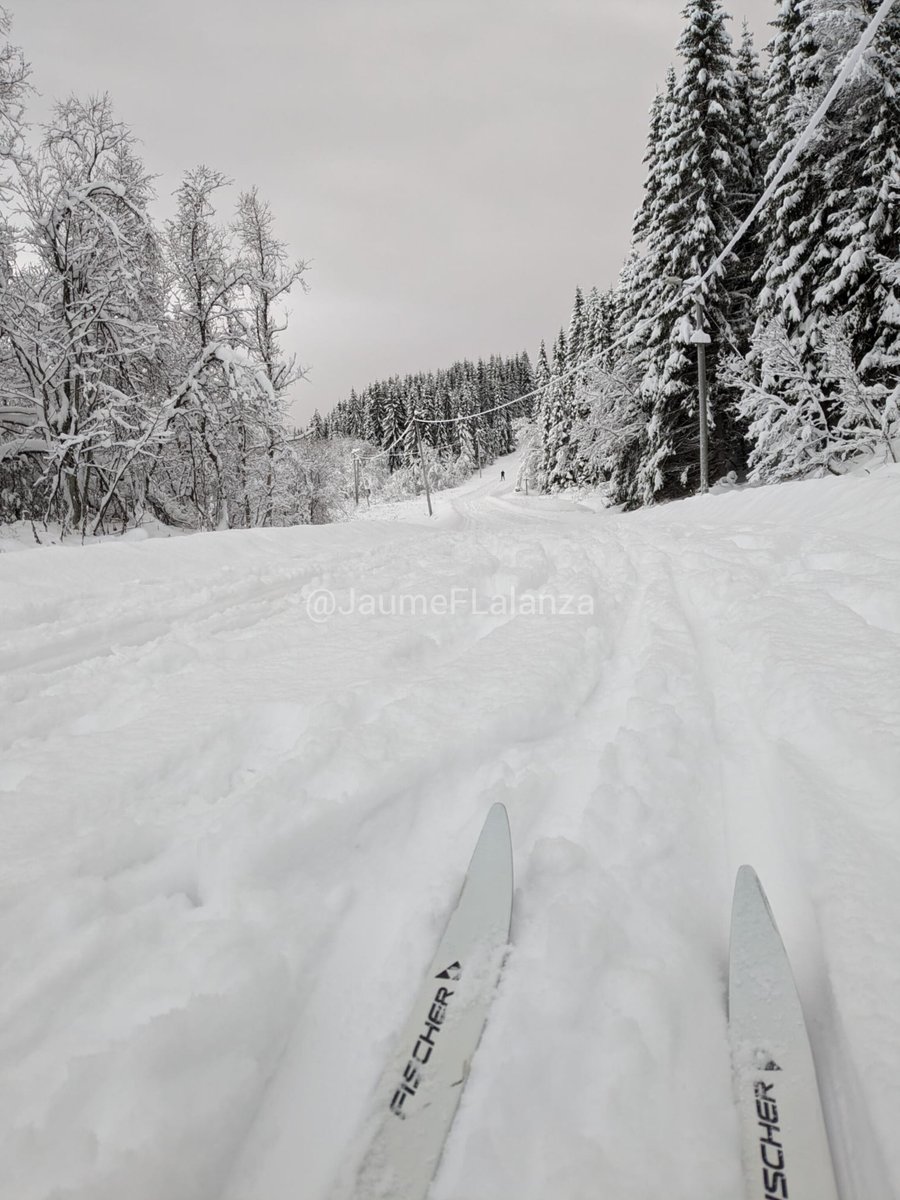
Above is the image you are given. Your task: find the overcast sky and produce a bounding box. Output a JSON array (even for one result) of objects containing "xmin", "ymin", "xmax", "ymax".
[{"xmin": 16, "ymin": 0, "xmax": 776, "ymax": 425}]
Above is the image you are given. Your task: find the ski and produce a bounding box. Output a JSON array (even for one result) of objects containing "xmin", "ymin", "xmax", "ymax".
[
  {"xmin": 348, "ymin": 802, "xmax": 514, "ymax": 1200},
  {"xmin": 728, "ymin": 865, "xmax": 839, "ymax": 1200}
]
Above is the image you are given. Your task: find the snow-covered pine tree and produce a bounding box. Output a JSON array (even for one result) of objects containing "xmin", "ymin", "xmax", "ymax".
[
  {"xmin": 729, "ymin": 22, "xmax": 767, "ymax": 348},
  {"xmin": 582, "ymin": 287, "xmax": 601, "ymax": 361},
  {"xmin": 544, "ymin": 329, "xmax": 576, "ymax": 490},
  {"xmin": 728, "ymin": 0, "xmax": 825, "ymax": 478},
  {"xmin": 338, "ymin": 389, "xmax": 362, "ymax": 439},
  {"xmin": 532, "ymin": 340, "xmax": 552, "ymax": 490},
  {"xmin": 756, "ymin": 0, "xmax": 833, "ymax": 378},
  {"xmin": 734, "ymin": 0, "xmax": 900, "ymax": 476},
  {"xmin": 637, "ymin": 0, "xmax": 746, "ymax": 504},
  {"xmin": 610, "ymin": 74, "xmax": 680, "ymax": 505},
  {"xmin": 735, "ymin": 0, "xmax": 900, "ymax": 477},
  {"xmin": 510, "ymin": 351, "xmax": 534, "ymax": 400},
  {"xmin": 431, "ymin": 374, "xmax": 454, "ymax": 454},
  {"xmin": 567, "ymin": 285, "xmax": 603, "ymax": 483},
  {"xmin": 455, "ymin": 381, "xmax": 477, "ymax": 473},
  {"xmin": 567, "ymin": 287, "xmax": 587, "ymax": 371},
  {"xmin": 414, "ymin": 375, "xmax": 433, "ymax": 452},
  {"xmin": 309, "ymin": 410, "xmax": 327, "ymax": 438},
  {"xmin": 381, "ymin": 378, "xmax": 407, "ymax": 471},
  {"xmin": 625, "ymin": 81, "xmax": 674, "ymax": 335},
  {"xmin": 484, "ymin": 357, "xmax": 509, "ymax": 456},
  {"xmin": 403, "ymin": 381, "xmax": 422, "ymax": 460},
  {"xmin": 496, "ymin": 403, "xmax": 514, "ymax": 456},
  {"xmin": 594, "ymin": 289, "xmax": 619, "ymax": 355},
  {"xmin": 363, "ymin": 386, "xmax": 383, "ymax": 448},
  {"xmin": 813, "ymin": 0, "xmax": 900, "ymax": 387}
]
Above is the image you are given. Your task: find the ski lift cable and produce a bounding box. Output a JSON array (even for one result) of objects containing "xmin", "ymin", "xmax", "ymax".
[
  {"xmin": 415, "ymin": 302, "xmax": 682, "ymax": 426},
  {"xmin": 355, "ymin": 425, "xmax": 415, "ymax": 463},
  {"xmin": 416, "ymin": 392, "xmax": 535, "ymax": 425}
]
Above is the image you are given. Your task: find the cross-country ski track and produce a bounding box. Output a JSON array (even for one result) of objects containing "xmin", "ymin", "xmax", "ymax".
[{"xmin": 1, "ymin": 454, "xmax": 899, "ymax": 1200}]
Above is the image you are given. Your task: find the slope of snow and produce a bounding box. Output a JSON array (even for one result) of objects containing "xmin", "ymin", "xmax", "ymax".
[{"xmin": 1, "ymin": 458, "xmax": 898, "ymax": 1200}]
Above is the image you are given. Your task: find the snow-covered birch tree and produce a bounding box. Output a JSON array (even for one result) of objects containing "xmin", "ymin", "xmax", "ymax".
[{"xmin": 2, "ymin": 94, "xmax": 165, "ymax": 531}]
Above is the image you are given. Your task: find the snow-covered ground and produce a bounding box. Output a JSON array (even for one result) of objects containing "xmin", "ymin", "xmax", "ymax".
[
  {"xmin": 1, "ymin": 455, "xmax": 899, "ymax": 1200},
  {"xmin": 0, "ymin": 516, "xmax": 189, "ymax": 555}
]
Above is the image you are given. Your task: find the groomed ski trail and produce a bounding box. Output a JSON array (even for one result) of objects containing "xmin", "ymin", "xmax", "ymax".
[{"xmin": 1, "ymin": 459, "xmax": 898, "ymax": 1200}]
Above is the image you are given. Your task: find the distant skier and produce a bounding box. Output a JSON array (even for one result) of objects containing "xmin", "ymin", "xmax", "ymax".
[{"xmin": 500, "ymin": 470, "xmax": 505, "ymax": 481}]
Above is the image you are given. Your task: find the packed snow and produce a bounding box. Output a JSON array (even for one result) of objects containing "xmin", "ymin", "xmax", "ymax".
[{"xmin": 1, "ymin": 456, "xmax": 899, "ymax": 1200}]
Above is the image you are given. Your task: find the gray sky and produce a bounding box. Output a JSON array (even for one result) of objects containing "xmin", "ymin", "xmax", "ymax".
[{"xmin": 16, "ymin": 0, "xmax": 776, "ymax": 425}]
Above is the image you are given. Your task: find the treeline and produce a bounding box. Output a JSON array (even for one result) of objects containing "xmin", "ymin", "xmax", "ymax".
[
  {"xmin": 0, "ymin": 9, "xmax": 317, "ymax": 534},
  {"xmin": 321, "ymin": 353, "xmax": 534, "ymax": 472},
  {"xmin": 528, "ymin": 0, "xmax": 899, "ymax": 505}
]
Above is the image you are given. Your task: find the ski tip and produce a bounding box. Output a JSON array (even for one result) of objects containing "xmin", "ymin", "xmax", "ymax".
[
  {"xmin": 478, "ymin": 803, "xmax": 512, "ymax": 864},
  {"xmin": 733, "ymin": 863, "xmax": 759, "ymax": 899},
  {"xmin": 730, "ymin": 864, "xmax": 786, "ymax": 971},
  {"xmin": 485, "ymin": 801, "xmax": 510, "ymax": 832},
  {"xmin": 732, "ymin": 863, "xmax": 774, "ymax": 920},
  {"xmin": 733, "ymin": 863, "xmax": 776, "ymax": 907},
  {"xmin": 470, "ymin": 804, "xmax": 513, "ymax": 919},
  {"xmin": 735, "ymin": 863, "xmax": 760, "ymax": 890}
]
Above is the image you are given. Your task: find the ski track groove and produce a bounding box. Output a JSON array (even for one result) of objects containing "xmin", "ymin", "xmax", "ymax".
[{"xmin": 664, "ymin": 518, "xmax": 900, "ymax": 1200}]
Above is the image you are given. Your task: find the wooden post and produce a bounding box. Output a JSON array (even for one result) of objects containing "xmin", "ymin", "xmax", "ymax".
[
  {"xmin": 414, "ymin": 418, "xmax": 433, "ymax": 517},
  {"xmin": 692, "ymin": 297, "xmax": 711, "ymax": 495},
  {"xmin": 353, "ymin": 453, "xmax": 360, "ymax": 506}
]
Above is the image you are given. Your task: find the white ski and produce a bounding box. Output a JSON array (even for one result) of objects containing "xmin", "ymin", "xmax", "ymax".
[
  {"xmin": 728, "ymin": 865, "xmax": 839, "ymax": 1200},
  {"xmin": 348, "ymin": 803, "xmax": 513, "ymax": 1200}
]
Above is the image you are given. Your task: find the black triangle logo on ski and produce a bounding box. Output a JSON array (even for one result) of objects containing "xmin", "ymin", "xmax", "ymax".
[
  {"xmin": 763, "ymin": 1059, "xmax": 782, "ymax": 1071},
  {"xmin": 436, "ymin": 962, "xmax": 461, "ymax": 981}
]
